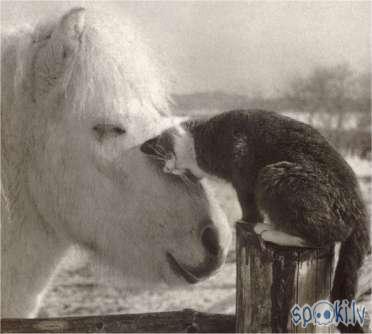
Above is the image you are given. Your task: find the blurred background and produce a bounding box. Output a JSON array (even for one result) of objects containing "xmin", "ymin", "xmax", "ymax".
[{"xmin": 2, "ymin": 0, "xmax": 370, "ymax": 323}]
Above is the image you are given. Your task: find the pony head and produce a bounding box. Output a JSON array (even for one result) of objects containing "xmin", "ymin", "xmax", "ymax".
[{"xmin": 1, "ymin": 7, "xmax": 231, "ymax": 297}]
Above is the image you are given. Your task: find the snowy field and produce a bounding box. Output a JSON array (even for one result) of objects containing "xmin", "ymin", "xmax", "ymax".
[
  {"xmin": 38, "ymin": 155, "xmax": 371, "ymax": 332},
  {"xmin": 281, "ymin": 110, "xmax": 366, "ymax": 130}
]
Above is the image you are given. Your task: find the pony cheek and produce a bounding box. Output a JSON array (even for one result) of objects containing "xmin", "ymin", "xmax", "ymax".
[{"xmin": 91, "ymin": 149, "xmax": 130, "ymax": 186}]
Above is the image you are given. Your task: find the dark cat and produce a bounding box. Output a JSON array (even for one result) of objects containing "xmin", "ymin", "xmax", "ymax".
[{"xmin": 141, "ymin": 109, "xmax": 370, "ymax": 333}]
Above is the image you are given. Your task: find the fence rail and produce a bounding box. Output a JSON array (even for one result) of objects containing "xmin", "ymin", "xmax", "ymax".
[
  {"xmin": 1, "ymin": 310, "xmax": 234, "ymax": 333},
  {"xmin": 1, "ymin": 221, "xmax": 335, "ymax": 333}
]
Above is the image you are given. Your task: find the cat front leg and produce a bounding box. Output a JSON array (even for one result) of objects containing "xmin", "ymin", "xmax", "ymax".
[
  {"xmin": 236, "ymin": 190, "xmax": 263, "ymax": 223},
  {"xmin": 234, "ymin": 188, "xmax": 277, "ymax": 258}
]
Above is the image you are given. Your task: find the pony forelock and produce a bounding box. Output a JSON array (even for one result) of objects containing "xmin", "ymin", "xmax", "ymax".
[
  {"xmin": 3, "ymin": 9, "xmax": 171, "ymax": 120},
  {"xmin": 63, "ymin": 11, "xmax": 171, "ymax": 117},
  {"xmin": 1, "ymin": 8, "xmax": 171, "ymax": 227}
]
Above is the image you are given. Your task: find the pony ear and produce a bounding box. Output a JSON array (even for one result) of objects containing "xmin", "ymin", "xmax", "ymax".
[
  {"xmin": 33, "ymin": 8, "xmax": 86, "ymax": 101},
  {"xmin": 56, "ymin": 7, "xmax": 86, "ymax": 54}
]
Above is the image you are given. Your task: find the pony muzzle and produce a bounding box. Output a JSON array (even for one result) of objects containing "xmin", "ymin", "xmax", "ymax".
[{"xmin": 166, "ymin": 223, "xmax": 227, "ymax": 284}]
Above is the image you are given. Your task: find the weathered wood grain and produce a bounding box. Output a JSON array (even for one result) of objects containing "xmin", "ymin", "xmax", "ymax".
[
  {"xmin": 236, "ymin": 222, "xmax": 272, "ymax": 332},
  {"xmin": 236, "ymin": 222, "xmax": 334, "ymax": 333},
  {"xmin": 1, "ymin": 310, "xmax": 235, "ymax": 333}
]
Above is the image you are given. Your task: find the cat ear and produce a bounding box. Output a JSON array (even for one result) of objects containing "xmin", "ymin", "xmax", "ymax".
[{"xmin": 140, "ymin": 137, "xmax": 159, "ymax": 156}]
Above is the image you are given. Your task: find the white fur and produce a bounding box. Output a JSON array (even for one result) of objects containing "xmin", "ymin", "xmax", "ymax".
[
  {"xmin": 164, "ymin": 126, "xmax": 208, "ymax": 180},
  {"xmin": 1, "ymin": 8, "xmax": 231, "ymax": 317}
]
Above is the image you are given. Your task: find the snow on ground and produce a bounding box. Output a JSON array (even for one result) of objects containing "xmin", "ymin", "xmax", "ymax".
[
  {"xmin": 38, "ymin": 157, "xmax": 371, "ymax": 332},
  {"xmin": 38, "ymin": 256, "xmax": 236, "ymax": 317},
  {"xmin": 281, "ymin": 110, "xmax": 364, "ymax": 130},
  {"xmin": 346, "ymin": 155, "xmax": 371, "ymax": 178}
]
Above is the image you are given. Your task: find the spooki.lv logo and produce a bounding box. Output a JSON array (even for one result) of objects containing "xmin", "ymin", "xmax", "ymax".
[{"xmin": 290, "ymin": 300, "xmax": 366, "ymax": 328}]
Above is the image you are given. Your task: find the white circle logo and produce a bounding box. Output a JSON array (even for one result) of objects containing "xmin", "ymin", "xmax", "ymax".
[{"xmin": 313, "ymin": 301, "xmax": 335, "ymax": 326}]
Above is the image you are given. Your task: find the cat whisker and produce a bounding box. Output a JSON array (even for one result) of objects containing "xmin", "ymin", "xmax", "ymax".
[
  {"xmin": 151, "ymin": 146, "xmax": 166, "ymax": 160},
  {"xmin": 180, "ymin": 173, "xmax": 193, "ymax": 187},
  {"xmin": 147, "ymin": 154, "xmax": 165, "ymax": 162},
  {"xmin": 151, "ymin": 146, "xmax": 163, "ymax": 156},
  {"xmin": 155, "ymin": 143, "xmax": 167, "ymax": 156}
]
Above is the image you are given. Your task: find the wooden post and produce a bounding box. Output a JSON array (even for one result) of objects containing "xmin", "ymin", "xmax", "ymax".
[{"xmin": 236, "ymin": 222, "xmax": 334, "ymax": 333}]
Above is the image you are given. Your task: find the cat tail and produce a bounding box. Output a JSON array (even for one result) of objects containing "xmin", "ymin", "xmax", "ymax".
[{"xmin": 330, "ymin": 219, "xmax": 370, "ymax": 333}]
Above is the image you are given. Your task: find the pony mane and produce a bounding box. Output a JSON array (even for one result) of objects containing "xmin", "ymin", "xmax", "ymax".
[
  {"xmin": 1, "ymin": 8, "xmax": 171, "ymax": 235},
  {"xmin": 63, "ymin": 11, "xmax": 171, "ymax": 117},
  {"xmin": 2, "ymin": 9, "xmax": 171, "ymax": 120}
]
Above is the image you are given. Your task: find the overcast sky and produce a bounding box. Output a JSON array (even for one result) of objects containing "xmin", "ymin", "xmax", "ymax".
[{"xmin": 2, "ymin": 1, "xmax": 370, "ymax": 96}]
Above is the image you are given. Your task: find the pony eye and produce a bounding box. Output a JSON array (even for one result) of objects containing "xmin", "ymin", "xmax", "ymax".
[
  {"xmin": 112, "ymin": 126, "xmax": 126, "ymax": 135},
  {"xmin": 93, "ymin": 124, "xmax": 126, "ymax": 141}
]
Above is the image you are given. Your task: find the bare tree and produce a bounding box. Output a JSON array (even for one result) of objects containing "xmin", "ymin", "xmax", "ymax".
[{"xmin": 286, "ymin": 64, "xmax": 369, "ymax": 148}]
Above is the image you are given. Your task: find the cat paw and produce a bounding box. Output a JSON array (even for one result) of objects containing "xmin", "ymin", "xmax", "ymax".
[
  {"xmin": 259, "ymin": 230, "xmax": 311, "ymax": 248},
  {"xmin": 171, "ymin": 169, "xmax": 185, "ymax": 175},
  {"xmin": 253, "ymin": 223, "xmax": 276, "ymax": 235}
]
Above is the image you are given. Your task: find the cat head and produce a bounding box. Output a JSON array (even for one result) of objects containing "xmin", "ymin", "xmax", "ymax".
[{"xmin": 141, "ymin": 123, "xmax": 207, "ymax": 179}]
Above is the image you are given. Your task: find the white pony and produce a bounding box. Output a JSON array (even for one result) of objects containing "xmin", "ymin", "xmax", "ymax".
[{"xmin": 1, "ymin": 8, "xmax": 231, "ymax": 317}]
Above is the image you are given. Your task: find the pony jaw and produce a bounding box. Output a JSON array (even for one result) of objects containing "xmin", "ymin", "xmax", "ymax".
[
  {"xmin": 166, "ymin": 250, "xmax": 226, "ymax": 285},
  {"xmin": 166, "ymin": 252, "xmax": 200, "ymax": 284}
]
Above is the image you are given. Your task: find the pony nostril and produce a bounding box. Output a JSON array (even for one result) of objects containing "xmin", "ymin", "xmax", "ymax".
[{"xmin": 201, "ymin": 225, "xmax": 221, "ymax": 256}]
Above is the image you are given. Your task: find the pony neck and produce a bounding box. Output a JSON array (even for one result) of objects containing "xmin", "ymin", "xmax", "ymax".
[{"xmin": 2, "ymin": 184, "xmax": 70, "ymax": 318}]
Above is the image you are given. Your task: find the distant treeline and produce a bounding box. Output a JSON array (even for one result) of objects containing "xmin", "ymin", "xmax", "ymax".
[
  {"xmin": 171, "ymin": 91, "xmax": 295, "ymax": 115},
  {"xmin": 170, "ymin": 64, "xmax": 370, "ymax": 158},
  {"xmin": 322, "ymin": 128, "xmax": 370, "ymax": 159}
]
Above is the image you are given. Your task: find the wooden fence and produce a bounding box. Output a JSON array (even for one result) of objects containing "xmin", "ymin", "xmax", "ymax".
[{"xmin": 1, "ymin": 222, "xmax": 334, "ymax": 333}]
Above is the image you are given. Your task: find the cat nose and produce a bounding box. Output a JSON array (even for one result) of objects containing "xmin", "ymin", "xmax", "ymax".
[
  {"xmin": 201, "ymin": 224, "xmax": 223, "ymax": 256},
  {"xmin": 140, "ymin": 137, "xmax": 158, "ymax": 155},
  {"xmin": 163, "ymin": 166, "xmax": 171, "ymax": 173}
]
